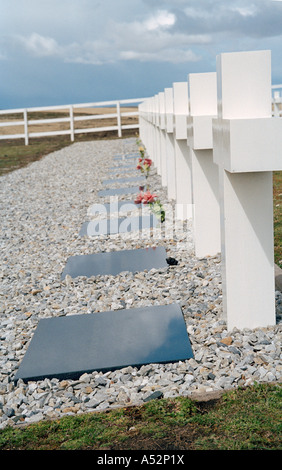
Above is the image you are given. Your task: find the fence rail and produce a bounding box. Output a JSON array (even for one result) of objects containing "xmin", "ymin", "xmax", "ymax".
[
  {"xmin": 272, "ymin": 84, "xmax": 282, "ymax": 117},
  {"xmin": 0, "ymin": 97, "xmax": 148, "ymax": 145}
]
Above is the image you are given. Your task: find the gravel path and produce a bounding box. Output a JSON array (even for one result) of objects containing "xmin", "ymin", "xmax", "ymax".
[{"xmin": 0, "ymin": 137, "xmax": 281, "ymax": 428}]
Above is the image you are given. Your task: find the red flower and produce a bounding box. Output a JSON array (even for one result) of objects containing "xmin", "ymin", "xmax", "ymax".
[
  {"xmin": 144, "ymin": 158, "xmax": 152, "ymax": 166},
  {"xmin": 136, "ymin": 164, "xmax": 141, "ymax": 170},
  {"xmin": 142, "ymin": 190, "xmax": 157, "ymax": 204},
  {"xmin": 134, "ymin": 192, "xmax": 144, "ymax": 204}
]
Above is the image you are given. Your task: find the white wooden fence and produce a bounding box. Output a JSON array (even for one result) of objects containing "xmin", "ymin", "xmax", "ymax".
[
  {"xmin": 0, "ymin": 97, "xmax": 148, "ymax": 145},
  {"xmin": 272, "ymin": 84, "xmax": 282, "ymax": 116}
]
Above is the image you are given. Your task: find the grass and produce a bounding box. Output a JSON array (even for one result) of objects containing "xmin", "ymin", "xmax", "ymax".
[
  {"xmin": 273, "ymin": 171, "xmax": 282, "ymax": 268},
  {"xmin": 0, "ymin": 383, "xmax": 281, "ymax": 450},
  {"xmin": 0, "ymin": 131, "xmax": 130, "ymax": 176},
  {"xmin": 0, "ymin": 137, "xmax": 72, "ymax": 175}
]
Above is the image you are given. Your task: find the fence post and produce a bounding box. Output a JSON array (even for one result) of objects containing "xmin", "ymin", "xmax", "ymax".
[
  {"xmin": 116, "ymin": 101, "xmax": 122, "ymax": 137},
  {"xmin": 213, "ymin": 49, "xmax": 281, "ymax": 330},
  {"xmin": 273, "ymin": 91, "xmax": 281, "ymax": 117},
  {"xmin": 187, "ymin": 72, "xmax": 220, "ymax": 258},
  {"xmin": 23, "ymin": 109, "xmax": 29, "ymax": 145},
  {"xmin": 172, "ymin": 82, "xmax": 193, "ymax": 220},
  {"xmin": 69, "ymin": 105, "xmax": 74, "ymax": 142}
]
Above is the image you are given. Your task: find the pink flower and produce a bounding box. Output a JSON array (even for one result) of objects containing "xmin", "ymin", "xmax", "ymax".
[
  {"xmin": 134, "ymin": 192, "xmax": 144, "ymax": 204},
  {"xmin": 142, "ymin": 190, "xmax": 157, "ymax": 204}
]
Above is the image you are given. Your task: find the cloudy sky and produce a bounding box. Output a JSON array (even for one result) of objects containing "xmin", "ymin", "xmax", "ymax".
[{"xmin": 1, "ymin": 0, "xmax": 282, "ymax": 109}]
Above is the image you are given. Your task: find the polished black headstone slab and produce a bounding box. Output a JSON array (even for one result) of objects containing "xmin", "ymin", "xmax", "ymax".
[
  {"xmin": 114, "ymin": 153, "xmax": 139, "ymax": 160},
  {"xmin": 88, "ymin": 200, "xmax": 137, "ymax": 216},
  {"xmin": 112, "ymin": 162, "xmax": 137, "ymax": 168},
  {"xmin": 79, "ymin": 214, "xmax": 158, "ymax": 236},
  {"xmin": 109, "ymin": 166, "xmax": 137, "ymax": 174},
  {"xmin": 110, "ymin": 165, "xmax": 137, "ymax": 173},
  {"xmin": 61, "ymin": 246, "xmax": 167, "ymax": 279},
  {"xmin": 109, "ymin": 169, "xmax": 138, "ymax": 177},
  {"xmin": 102, "ymin": 176, "xmax": 145, "ymax": 185},
  {"xmin": 108, "ymin": 171, "xmax": 139, "ymax": 179},
  {"xmin": 98, "ymin": 186, "xmax": 141, "ymax": 197},
  {"xmin": 14, "ymin": 303, "xmax": 193, "ymax": 382}
]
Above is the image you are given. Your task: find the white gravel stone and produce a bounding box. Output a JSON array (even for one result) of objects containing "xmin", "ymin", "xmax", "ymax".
[{"xmin": 0, "ymin": 137, "xmax": 281, "ymax": 429}]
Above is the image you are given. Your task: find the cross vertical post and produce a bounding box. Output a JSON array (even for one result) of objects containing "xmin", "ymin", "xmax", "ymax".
[
  {"xmin": 172, "ymin": 82, "xmax": 193, "ymax": 220},
  {"xmin": 187, "ymin": 72, "xmax": 221, "ymax": 258},
  {"xmin": 153, "ymin": 94, "xmax": 162, "ymax": 175},
  {"xmin": 164, "ymin": 87, "xmax": 176, "ymax": 200},
  {"xmin": 213, "ymin": 50, "xmax": 281, "ymax": 330},
  {"xmin": 158, "ymin": 92, "xmax": 167, "ymax": 186}
]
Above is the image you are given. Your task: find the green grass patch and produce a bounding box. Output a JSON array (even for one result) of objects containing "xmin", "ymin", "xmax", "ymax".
[
  {"xmin": 0, "ymin": 383, "xmax": 281, "ymax": 450},
  {"xmin": 0, "ymin": 130, "xmax": 137, "ymax": 176},
  {"xmin": 0, "ymin": 137, "xmax": 73, "ymax": 175},
  {"xmin": 273, "ymin": 171, "xmax": 282, "ymax": 268}
]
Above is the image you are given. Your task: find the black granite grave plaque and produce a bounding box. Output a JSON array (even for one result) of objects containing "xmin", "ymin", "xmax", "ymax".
[
  {"xmin": 61, "ymin": 246, "xmax": 167, "ymax": 279},
  {"xmin": 79, "ymin": 214, "xmax": 158, "ymax": 236},
  {"xmin": 88, "ymin": 200, "xmax": 137, "ymax": 216},
  {"xmin": 109, "ymin": 170, "xmax": 138, "ymax": 178},
  {"xmin": 14, "ymin": 303, "xmax": 193, "ymax": 382},
  {"xmin": 109, "ymin": 169, "xmax": 138, "ymax": 178},
  {"xmin": 102, "ymin": 176, "xmax": 145, "ymax": 185},
  {"xmin": 111, "ymin": 163, "xmax": 137, "ymax": 170},
  {"xmin": 114, "ymin": 153, "xmax": 139, "ymax": 160},
  {"xmin": 98, "ymin": 186, "xmax": 141, "ymax": 197},
  {"xmin": 110, "ymin": 175, "xmax": 138, "ymax": 182}
]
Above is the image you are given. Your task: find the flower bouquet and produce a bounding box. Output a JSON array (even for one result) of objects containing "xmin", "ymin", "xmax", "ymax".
[
  {"xmin": 136, "ymin": 157, "xmax": 152, "ymax": 179},
  {"xmin": 134, "ymin": 190, "xmax": 165, "ymax": 223},
  {"xmin": 138, "ymin": 146, "xmax": 146, "ymax": 160},
  {"xmin": 136, "ymin": 135, "xmax": 142, "ymax": 147}
]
